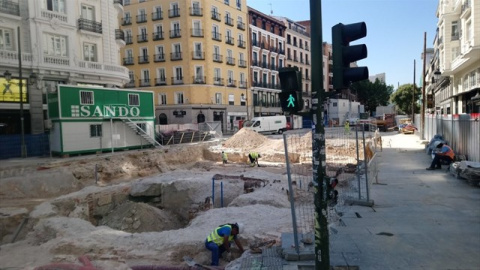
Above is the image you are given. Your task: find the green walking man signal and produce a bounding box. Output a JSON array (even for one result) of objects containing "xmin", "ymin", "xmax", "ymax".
[{"xmin": 287, "ymin": 94, "xmax": 296, "ymax": 107}]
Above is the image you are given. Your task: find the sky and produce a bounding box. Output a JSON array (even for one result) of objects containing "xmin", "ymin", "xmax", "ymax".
[{"xmin": 247, "ymin": 0, "xmax": 439, "ymax": 89}]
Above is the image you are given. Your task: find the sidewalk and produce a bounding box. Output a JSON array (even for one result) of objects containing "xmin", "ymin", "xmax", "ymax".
[{"xmin": 329, "ymin": 133, "xmax": 480, "ymax": 269}]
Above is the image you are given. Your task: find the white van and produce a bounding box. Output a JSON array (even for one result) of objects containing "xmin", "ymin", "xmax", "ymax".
[{"xmin": 243, "ymin": 115, "xmax": 287, "ymax": 134}]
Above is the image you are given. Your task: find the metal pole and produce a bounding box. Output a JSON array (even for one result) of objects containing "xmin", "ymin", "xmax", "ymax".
[
  {"xmin": 212, "ymin": 177, "xmax": 215, "ymax": 207},
  {"xmin": 110, "ymin": 118, "xmax": 114, "ymax": 153},
  {"xmin": 18, "ymin": 26, "xmax": 26, "ymax": 158},
  {"xmin": 356, "ymin": 125, "xmax": 361, "ymax": 200},
  {"xmin": 283, "ymin": 133, "xmax": 299, "ymax": 254},
  {"xmin": 220, "ymin": 181, "xmax": 224, "ymax": 208},
  {"xmin": 309, "ymin": 0, "xmax": 330, "ymax": 268},
  {"xmin": 421, "ymin": 32, "xmax": 427, "ymax": 140},
  {"xmin": 413, "ymin": 60, "xmax": 416, "ymax": 121},
  {"xmin": 362, "ymin": 125, "xmax": 370, "ymax": 202}
]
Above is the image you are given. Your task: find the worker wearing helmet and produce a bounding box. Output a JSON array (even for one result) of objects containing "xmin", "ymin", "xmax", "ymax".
[
  {"xmin": 426, "ymin": 142, "xmax": 455, "ymax": 170},
  {"xmin": 248, "ymin": 152, "xmax": 261, "ymax": 167},
  {"xmin": 205, "ymin": 223, "xmax": 245, "ymax": 266}
]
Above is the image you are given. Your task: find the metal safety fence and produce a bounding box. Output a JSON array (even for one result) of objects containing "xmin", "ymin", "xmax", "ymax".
[
  {"xmin": 282, "ymin": 124, "xmax": 379, "ymax": 252},
  {"xmin": 416, "ymin": 113, "xmax": 480, "ymax": 162}
]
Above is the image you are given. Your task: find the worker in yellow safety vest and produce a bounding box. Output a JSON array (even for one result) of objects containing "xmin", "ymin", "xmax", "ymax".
[
  {"xmin": 205, "ymin": 223, "xmax": 245, "ymax": 266},
  {"xmin": 248, "ymin": 152, "xmax": 261, "ymax": 167}
]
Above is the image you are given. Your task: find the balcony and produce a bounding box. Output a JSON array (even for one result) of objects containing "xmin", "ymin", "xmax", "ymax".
[
  {"xmin": 170, "ymin": 29, "xmax": 181, "ymax": 38},
  {"xmin": 252, "ymin": 40, "xmax": 259, "ymax": 47},
  {"xmin": 169, "ymin": 8, "xmax": 180, "ymax": 18},
  {"xmin": 192, "ymin": 51, "xmax": 205, "ymax": 60},
  {"xmin": 212, "ymin": 31, "xmax": 222, "ymax": 41},
  {"xmin": 137, "ymin": 34, "xmax": 148, "ymax": 42},
  {"xmin": 211, "ymin": 11, "xmax": 221, "ymax": 21},
  {"xmin": 155, "ymin": 77, "xmax": 167, "ymax": 86},
  {"xmin": 138, "ymin": 55, "xmax": 149, "ymax": 64},
  {"xmin": 237, "ymin": 21, "xmax": 245, "ymax": 30},
  {"xmin": 227, "ymin": 79, "xmax": 236, "ymax": 87},
  {"xmin": 122, "ymin": 17, "xmax": 132, "ymax": 25},
  {"xmin": 213, "ymin": 77, "xmax": 224, "ymax": 86},
  {"xmin": 193, "ymin": 76, "xmax": 206, "ymax": 84},
  {"xmin": 252, "ymin": 59, "xmax": 259, "ymax": 66},
  {"xmin": 238, "ymin": 59, "xmax": 247, "ymax": 68},
  {"xmin": 190, "ymin": 7, "xmax": 202, "ymax": 16},
  {"xmin": 226, "ymin": 36, "xmax": 234, "ymax": 45},
  {"xmin": 225, "ymin": 16, "xmax": 233, "ymax": 26},
  {"xmin": 171, "ymin": 52, "xmax": 182, "ymax": 61},
  {"xmin": 306, "ymin": 59, "xmax": 310, "ymax": 65},
  {"xmin": 139, "ymin": 79, "xmax": 151, "ymax": 87},
  {"xmin": 239, "ymin": 81, "xmax": 247, "ymax": 89},
  {"xmin": 78, "ymin": 18, "xmax": 102, "ymax": 33},
  {"xmin": 226, "ymin": 57, "xmax": 235, "ymax": 65},
  {"xmin": 171, "ymin": 76, "xmax": 184, "ymax": 85},
  {"xmin": 270, "ymin": 64, "xmax": 276, "ymax": 70},
  {"xmin": 153, "ymin": 31, "xmax": 164, "ymax": 40},
  {"xmin": 213, "ymin": 54, "xmax": 223, "ymax": 63},
  {"xmin": 113, "ymin": 0, "xmax": 123, "ymax": 5},
  {"xmin": 136, "ymin": 14, "xmax": 147, "ymax": 23},
  {"xmin": 125, "ymin": 80, "xmax": 135, "ymax": 88},
  {"xmin": 191, "ymin": 28, "xmax": 204, "ymax": 37},
  {"xmin": 115, "ymin": 29, "xmax": 125, "ymax": 41},
  {"xmin": 154, "ymin": 53, "xmax": 165, "ymax": 62},
  {"xmin": 123, "ymin": 57, "xmax": 134, "ymax": 65},
  {"xmin": 238, "ymin": 40, "xmax": 246, "ymax": 48},
  {"xmin": 0, "ymin": 0, "xmax": 19, "ymax": 16},
  {"xmin": 152, "ymin": 11, "xmax": 163, "ymax": 20},
  {"xmin": 261, "ymin": 62, "xmax": 267, "ymax": 68},
  {"xmin": 125, "ymin": 35, "xmax": 133, "ymax": 44},
  {"xmin": 305, "ymin": 45, "xmax": 309, "ymax": 51}
]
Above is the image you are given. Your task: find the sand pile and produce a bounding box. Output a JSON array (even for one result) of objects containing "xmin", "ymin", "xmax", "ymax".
[{"xmin": 223, "ymin": 128, "xmax": 268, "ymax": 150}]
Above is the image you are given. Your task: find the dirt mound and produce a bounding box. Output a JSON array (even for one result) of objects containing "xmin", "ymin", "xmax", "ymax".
[
  {"xmin": 99, "ymin": 201, "xmax": 179, "ymax": 233},
  {"xmin": 223, "ymin": 128, "xmax": 268, "ymax": 150}
]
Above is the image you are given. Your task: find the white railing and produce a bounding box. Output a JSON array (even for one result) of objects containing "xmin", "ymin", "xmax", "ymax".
[{"xmin": 41, "ymin": 10, "xmax": 68, "ymax": 22}]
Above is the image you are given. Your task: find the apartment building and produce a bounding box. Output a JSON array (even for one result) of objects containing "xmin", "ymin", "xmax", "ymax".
[
  {"xmin": 0, "ymin": 0, "xmax": 128, "ymax": 135},
  {"xmin": 120, "ymin": 0, "xmax": 248, "ymax": 132},
  {"xmin": 426, "ymin": 0, "xmax": 480, "ymax": 115},
  {"xmin": 248, "ymin": 7, "xmax": 286, "ymax": 117},
  {"xmin": 275, "ymin": 17, "xmax": 311, "ymax": 110}
]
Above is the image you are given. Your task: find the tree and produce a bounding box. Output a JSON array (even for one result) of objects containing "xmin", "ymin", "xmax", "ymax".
[
  {"xmin": 390, "ymin": 84, "xmax": 421, "ymax": 116},
  {"xmin": 350, "ymin": 79, "xmax": 393, "ymax": 114}
]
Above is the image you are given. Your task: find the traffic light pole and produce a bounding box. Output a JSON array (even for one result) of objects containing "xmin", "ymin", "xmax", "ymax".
[{"xmin": 309, "ymin": 0, "xmax": 330, "ymax": 269}]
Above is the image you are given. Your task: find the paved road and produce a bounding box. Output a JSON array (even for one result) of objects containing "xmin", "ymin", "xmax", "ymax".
[{"xmin": 328, "ymin": 133, "xmax": 480, "ymax": 270}]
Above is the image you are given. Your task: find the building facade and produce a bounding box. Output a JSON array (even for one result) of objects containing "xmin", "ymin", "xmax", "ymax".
[
  {"xmin": 0, "ymin": 0, "xmax": 129, "ymax": 135},
  {"xmin": 275, "ymin": 16, "xmax": 311, "ymax": 110},
  {"xmin": 427, "ymin": 0, "xmax": 480, "ymax": 115},
  {"xmin": 120, "ymin": 0, "xmax": 249, "ymax": 133},
  {"xmin": 248, "ymin": 7, "xmax": 286, "ymax": 117}
]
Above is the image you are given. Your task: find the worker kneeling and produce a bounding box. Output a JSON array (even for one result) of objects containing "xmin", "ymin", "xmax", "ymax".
[
  {"xmin": 205, "ymin": 223, "xmax": 245, "ymax": 266},
  {"xmin": 248, "ymin": 152, "xmax": 261, "ymax": 167},
  {"xmin": 426, "ymin": 141, "xmax": 455, "ymax": 170}
]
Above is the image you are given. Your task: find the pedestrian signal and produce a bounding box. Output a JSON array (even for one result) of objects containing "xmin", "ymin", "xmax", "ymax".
[{"xmin": 279, "ymin": 91, "xmax": 302, "ymax": 113}]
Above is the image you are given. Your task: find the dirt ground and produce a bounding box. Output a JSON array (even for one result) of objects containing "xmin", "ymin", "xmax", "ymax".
[{"xmin": 0, "ymin": 128, "xmax": 365, "ymax": 270}]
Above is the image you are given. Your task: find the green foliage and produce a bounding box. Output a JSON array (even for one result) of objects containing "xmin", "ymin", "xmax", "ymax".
[
  {"xmin": 390, "ymin": 84, "xmax": 421, "ymax": 115},
  {"xmin": 350, "ymin": 79, "xmax": 393, "ymax": 113}
]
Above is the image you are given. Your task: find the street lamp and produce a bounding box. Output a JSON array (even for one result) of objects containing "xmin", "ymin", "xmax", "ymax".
[{"xmin": 433, "ymin": 69, "xmax": 441, "ymax": 83}]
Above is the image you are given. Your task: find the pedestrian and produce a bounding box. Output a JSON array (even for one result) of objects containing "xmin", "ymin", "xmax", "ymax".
[
  {"xmin": 426, "ymin": 141, "xmax": 455, "ymax": 170},
  {"xmin": 222, "ymin": 151, "xmax": 228, "ymax": 164},
  {"xmin": 205, "ymin": 223, "xmax": 245, "ymax": 266},
  {"xmin": 344, "ymin": 121, "xmax": 350, "ymax": 135},
  {"xmin": 248, "ymin": 152, "xmax": 260, "ymax": 167}
]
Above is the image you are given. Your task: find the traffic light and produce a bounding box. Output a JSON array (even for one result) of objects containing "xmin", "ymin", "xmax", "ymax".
[
  {"xmin": 332, "ymin": 22, "xmax": 369, "ymax": 90},
  {"xmin": 279, "ymin": 67, "xmax": 303, "ymax": 113}
]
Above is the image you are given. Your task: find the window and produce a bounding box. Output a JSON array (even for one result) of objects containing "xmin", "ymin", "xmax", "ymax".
[
  {"xmin": 80, "ymin": 91, "xmax": 94, "ymax": 105},
  {"xmin": 214, "ymin": 68, "xmax": 221, "ymax": 84},
  {"xmin": 142, "ymin": 69, "xmax": 150, "ymax": 84},
  {"xmin": 90, "ymin": 124, "xmax": 102, "ymax": 137},
  {"xmin": 451, "ymin": 21, "xmax": 459, "ymax": 40},
  {"xmin": 229, "ymin": 94, "xmax": 234, "ymax": 105},
  {"xmin": 195, "ymin": 66, "xmax": 204, "ymax": 81},
  {"xmin": 128, "ymin": 93, "xmax": 140, "ymax": 106},
  {"xmin": 215, "ymin": 93, "xmax": 222, "ymax": 104},
  {"xmin": 236, "ymin": 0, "xmax": 241, "ymax": 10},
  {"xmin": 43, "ymin": 0, "xmax": 65, "ymax": 13},
  {"xmin": 159, "ymin": 93, "xmax": 167, "ymax": 105},
  {"xmin": 81, "ymin": 4, "xmax": 95, "ymax": 20},
  {"xmin": 176, "ymin": 92, "xmax": 184, "ymax": 104},
  {"xmin": 43, "ymin": 33, "xmax": 68, "ymax": 56},
  {"xmin": 175, "ymin": 66, "xmax": 183, "ymax": 81},
  {"xmin": 194, "ymin": 42, "xmax": 202, "ymax": 58},
  {"xmin": 228, "ymin": 70, "xmax": 234, "ymax": 84},
  {"xmin": 279, "ymin": 58, "xmax": 283, "ymax": 68},
  {"xmin": 0, "ymin": 28, "xmax": 13, "ymax": 50},
  {"xmin": 157, "ymin": 68, "xmax": 166, "ymax": 84},
  {"xmin": 83, "ymin": 43, "xmax": 97, "ymax": 62}
]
